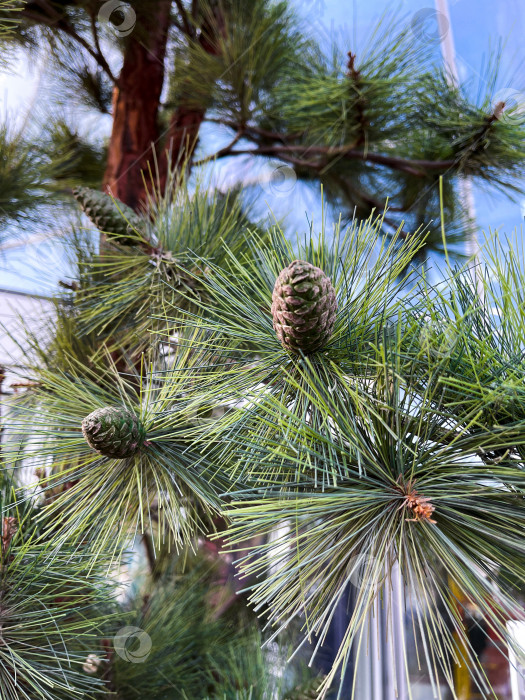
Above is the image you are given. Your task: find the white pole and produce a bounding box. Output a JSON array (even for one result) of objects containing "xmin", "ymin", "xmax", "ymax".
[
  {"xmin": 375, "ymin": 11, "xmax": 484, "ymax": 700},
  {"xmin": 435, "ymin": 0, "xmax": 484, "ymax": 301}
]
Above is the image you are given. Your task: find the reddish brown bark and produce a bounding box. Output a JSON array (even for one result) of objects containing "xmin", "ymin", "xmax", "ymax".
[{"xmin": 103, "ymin": 1, "xmax": 172, "ymax": 211}]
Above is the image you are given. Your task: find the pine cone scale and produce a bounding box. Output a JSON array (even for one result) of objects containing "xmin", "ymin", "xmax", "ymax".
[
  {"xmin": 81, "ymin": 406, "xmax": 146, "ymax": 459},
  {"xmin": 272, "ymin": 260, "xmax": 337, "ymax": 354},
  {"xmin": 72, "ymin": 187, "xmax": 144, "ymax": 245}
]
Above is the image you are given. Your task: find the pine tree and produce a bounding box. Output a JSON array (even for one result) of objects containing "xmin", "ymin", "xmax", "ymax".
[
  {"xmin": 1, "ymin": 2, "xmax": 525, "ymax": 699},
  {"xmin": 1, "ymin": 1, "xmax": 525, "ymax": 255}
]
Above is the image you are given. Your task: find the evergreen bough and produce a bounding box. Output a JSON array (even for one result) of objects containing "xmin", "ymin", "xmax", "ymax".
[
  {"xmin": 4, "ymin": 189, "xmax": 525, "ymax": 698},
  {"xmin": 1, "ymin": 1, "xmax": 525, "ymax": 697}
]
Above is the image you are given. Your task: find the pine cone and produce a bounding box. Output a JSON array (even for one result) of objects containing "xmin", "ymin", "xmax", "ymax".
[
  {"xmin": 81, "ymin": 407, "xmax": 146, "ymax": 459},
  {"xmin": 271, "ymin": 260, "xmax": 337, "ymax": 354},
  {"xmin": 72, "ymin": 187, "xmax": 144, "ymax": 245},
  {"xmin": 398, "ymin": 479, "xmax": 436, "ymax": 524}
]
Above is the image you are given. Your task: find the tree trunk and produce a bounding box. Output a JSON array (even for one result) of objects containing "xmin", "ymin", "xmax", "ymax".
[{"xmin": 103, "ymin": 1, "xmax": 172, "ymax": 211}]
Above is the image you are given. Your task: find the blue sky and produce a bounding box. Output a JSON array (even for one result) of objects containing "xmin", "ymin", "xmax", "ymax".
[{"xmin": 1, "ymin": 0, "xmax": 524, "ymax": 294}]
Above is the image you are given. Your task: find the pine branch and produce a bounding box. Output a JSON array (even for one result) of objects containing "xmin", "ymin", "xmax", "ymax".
[
  {"xmin": 194, "ymin": 142, "xmax": 456, "ymax": 177},
  {"xmin": 0, "ymin": 482, "xmax": 119, "ymax": 700},
  {"xmin": 20, "ymin": 3, "xmax": 116, "ymax": 82},
  {"xmin": 87, "ymin": 8, "xmax": 115, "ymax": 85}
]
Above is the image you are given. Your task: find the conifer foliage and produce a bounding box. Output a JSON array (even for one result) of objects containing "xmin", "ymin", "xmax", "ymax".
[
  {"xmin": 1, "ymin": 0, "xmax": 525, "ymax": 251},
  {"xmin": 1, "ymin": 2, "xmax": 525, "ymax": 699},
  {"xmin": 4, "ymin": 182, "xmax": 525, "ymax": 697}
]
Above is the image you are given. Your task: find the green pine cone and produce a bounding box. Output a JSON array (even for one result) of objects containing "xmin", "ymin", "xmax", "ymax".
[
  {"xmin": 72, "ymin": 186, "xmax": 144, "ymax": 244},
  {"xmin": 271, "ymin": 260, "xmax": 337, "ymax": 354},
  {"xmin": 81, "ymin": 406, "xmax": 146, "ymax": 459}
]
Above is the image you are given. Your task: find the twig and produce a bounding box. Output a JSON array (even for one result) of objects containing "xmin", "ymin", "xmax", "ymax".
[
  {"xmin": 21, "ymin": 6, "xmax": 116, "ymax": 83},
  {"xmin": 194, "ymin": 143, "xmax": 456, "ymax": 177},
  {"xmin": 89, "ymin": 10, "xmax": 115, "ymax": 84},
  {"xmin": 192, "ymin": 128, "xmax": 244, "ymax": 165},
  {"xmin": 206, "ymin": 117, "xmax": 305, "ymax": 143}
]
